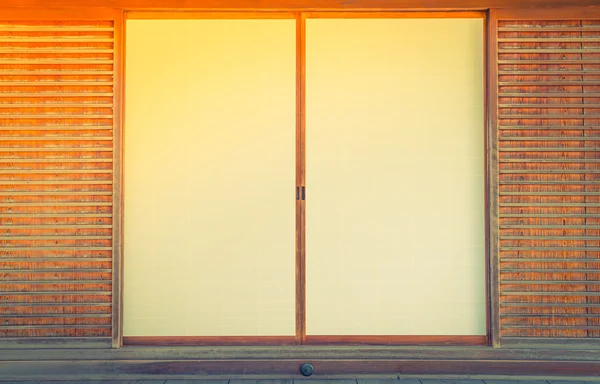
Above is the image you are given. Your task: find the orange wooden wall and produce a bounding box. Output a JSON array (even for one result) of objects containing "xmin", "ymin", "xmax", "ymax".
[
  {"xmin": 496, "ymin": 18, "xmax": 600, "ymax": 339},
  {"xmin": 0, "ymin": 19, "xmax": 115, "ymax": 341}
]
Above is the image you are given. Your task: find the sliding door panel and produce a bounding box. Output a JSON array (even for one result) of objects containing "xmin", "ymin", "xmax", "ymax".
[
  {"xmin": 124, "ymin": 19, "xmax": 296, "ymax": 336},
  {"xmin": 306, "ymin": 18, "xmax": 485, "ymax": 335}
]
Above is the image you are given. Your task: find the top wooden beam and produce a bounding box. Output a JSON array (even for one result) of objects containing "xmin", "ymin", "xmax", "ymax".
[{"xmin": 0, "ymin": 0, "xmax": 599, "ymax": 10}]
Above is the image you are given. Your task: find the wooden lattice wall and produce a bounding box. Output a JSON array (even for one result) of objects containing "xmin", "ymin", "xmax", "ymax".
[
  {"xmin": 0, "ymin": 19, "xmax": 115, "ymax": 343},
  {"xmin": 497, "ymin": 19, "xmax": 600, "ymax": 339}
]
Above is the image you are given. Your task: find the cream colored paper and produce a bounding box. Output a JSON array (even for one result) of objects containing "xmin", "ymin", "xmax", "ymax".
[
  {"xmin": 124, "ymin": 19, "xmax": 296, "ymax": 336},
  {"xmin": 306, "ymin": 18, "xmax": 486, "ymax": 335}
]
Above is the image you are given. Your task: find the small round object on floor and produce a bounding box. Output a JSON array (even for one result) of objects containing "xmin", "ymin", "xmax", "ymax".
[{"xmin": 300, "ymin": 363, "xmax": 314, "ymax": 377}]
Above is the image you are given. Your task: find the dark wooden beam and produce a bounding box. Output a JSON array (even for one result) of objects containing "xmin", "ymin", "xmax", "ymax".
[
  {"xmin": 0, "ymin": 0, "xmax": 599, "ymax": 10},
  {"xmin": 3, "ymin": 359, "xmax": 600, "ymax": 380},
  {"xmin": 3, "ymin": 345, "xmax": 600, "ymax": 361}
]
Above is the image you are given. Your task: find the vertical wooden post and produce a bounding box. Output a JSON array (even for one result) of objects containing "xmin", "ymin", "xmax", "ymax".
[
  {"xmin": 487, "ymin": 8, "xmax": 501, "ymax": 349},
  {"xmin": 295, "ymin": 12, "xmax": 307, "ymax": 345},
  {"xmin": 112, "ymin": 9, "xmax": 125, "ymax": 349}
]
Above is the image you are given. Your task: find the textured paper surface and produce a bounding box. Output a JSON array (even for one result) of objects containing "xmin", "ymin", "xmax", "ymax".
[
  {"xmin": 306, "ymin": 18, "xmax": 486, "ymax": 335},
  {"xmin": 124, "ymin": 19, "xmax": 296, "ymax": 336}
]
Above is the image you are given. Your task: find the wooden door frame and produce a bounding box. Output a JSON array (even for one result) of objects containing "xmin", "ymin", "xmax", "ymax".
[{"xmin": 117, "ymin": 9, "xmax": 489, "ymax": 348}]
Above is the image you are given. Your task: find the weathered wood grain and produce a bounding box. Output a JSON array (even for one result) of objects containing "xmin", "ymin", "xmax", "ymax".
[
  {"xmin": 0, "ymin": 17, "xmax": 116, "ymax": 342},
  {"xmin": 295, "ymin": 13, "xmax": 306, "ymax": 345},
  {"xmin": 496, "ymin": 17, "xmax": 600, "ymax": 341},
  {"xmin": 3, "ymin": 359, "xmax": 600, "ymax": 380}
]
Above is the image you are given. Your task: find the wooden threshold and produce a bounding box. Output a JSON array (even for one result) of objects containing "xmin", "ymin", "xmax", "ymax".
[
  {"xmin": 3, "ymin": 358, "xmax": 600, "ymax": 380},
  {"xmin": 123, "ymin": 336, "xmax": 296, "ymax": 346},
  {"xmin": 305, "ymin": 335, "xmax": 488, "ymax": 346},
  {"xmin": 124, "ymin": 336, "xmax": 487, "ymax": 346}
]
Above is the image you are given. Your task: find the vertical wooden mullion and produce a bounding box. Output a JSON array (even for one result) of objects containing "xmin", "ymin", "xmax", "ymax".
[
  {"xmin": 295, "ymin": 12, "xmax": 307, "ymax": 345},
  {"xmin": 487, "ymin": 8, "xmax": 501, "ymax": 348},
  {"xmin": 483, "ymin": 10, "xmax": 491, "ymax": 346},
  {"xmin": 112, "ymin": 9, "xmax": 125, "ymax": 349}
]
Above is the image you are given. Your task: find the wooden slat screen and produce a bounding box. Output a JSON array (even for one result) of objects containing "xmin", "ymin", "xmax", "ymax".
[
  {"xmin": 497, "ymin": 19, "xmax": 600, "ymax": 339},
  {"xmin": 0, "ymin": 20, "xmax": 114, "ymax": 342}
]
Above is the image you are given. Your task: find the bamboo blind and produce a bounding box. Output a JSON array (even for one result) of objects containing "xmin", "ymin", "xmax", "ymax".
[
  {"xmin": 0, "ymin": 21, "xmax": 114, "ymax": 339},
  {"xmin": 498, "ymin": 19, "xmax": 600, "ymax": 338}
]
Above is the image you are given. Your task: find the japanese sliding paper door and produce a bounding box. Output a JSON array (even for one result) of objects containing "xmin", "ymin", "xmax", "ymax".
[
  {"xmin": 306, "ymin": 18, "xmax": 486, "ymax": 336},
  {"xmin": 124, "ymin": 19, "xmax": 296, "ymax": 337}
]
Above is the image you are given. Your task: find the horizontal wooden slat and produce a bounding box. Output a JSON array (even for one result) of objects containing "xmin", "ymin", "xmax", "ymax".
[
  {"xmin": 501, "ymin": 237, "xmax": 600, "ymax": 240},
  {"xmin": 0, "ymin": 93, "xmax": 113, "ymax": 98},
  {"xmin": 0, "ymin": 81, "xmax": 113, "ymax": 86},
  {"xmin": 501, "ymin": 160, "xmax": 600, "ymax": 163},
  {"xmin": 0, "ymin": 137, "xmax": 112, "ymax": 142},
  {"xmin": 500, "ymin": 105, "xmax": 600, "ymax": 109},
  {"xmin": 0, "ymin": 325, "xmax": 111, "ymax": 329},
  {"xmin": 500, "ymin": 138, "xmax": 600, "ymax": 142},
  {"xmin": 1, "ymin": 269, "xmax": 112, "ymax": 273},
  {"xmin": 0, "ymin": 159, "xmax": 112, "ymax": 163},
  {"xmin": 0, "ymin": 104, "xmax": 112, "ymax": 109},
  {"xmin": 499, "ymin": 148, "xmax": 600, "ymax": 152},
  {"xmin": 501, "ymin": 225, "xmax": 600, "ymax": 229},
  {"xmin": 499, "ymin": 72, "xmax": 600, "ymax": 76},
  {"xmin": 2, "ymin": 280, "xmax": 111, "ymax": 284},
  {"xmin": 499, "ymin": 49, "xmax": 600, "ymax": 53},
  {"xmin": 0, "ymin": 148, "xmax": 112, "ymax": 152},
  {"xmin": 501, "ymin": 281, "xmax": 600, "ymax": 285},
  {"xmin": 0, "ymin": 191, "xmax": 112, "ymax": 196},
  {"xmin": 502, "ymin": 260, "xmax": 600, "ymax": 264},
  {"xmin": 500, "ymin": 192, "xmax": 600, "ymax": 196},
  {"xmin": 0, "ymin": 27, "xmax": 113, "ymax": 31},
  {"xmin": 0, "ymin": 48, "xmax": 114, "ymax": 53},
  {"xmin": 0, "ymin": 38, "xmax": 113, "ymax": 42},
  {"xmin": 498, "ymin": 60, "xmax": 600, "ymax": 64},
  {"xmin": 502, "ymin": 292, "xmax": 600, "ymax": 297},
  {"xmin": 502, "ymin": 325, "xmax": 600, "ymax": 330},
  {"xmin": 0, "ymin": 172, "xmax": 111, "ymax": 177},
  {"xmin": 3, "ymin": 115, "xmax": 113, "ymax": 119},
  {"xmin": 501, "ymin": 268, "xmax": 600, "ymax": 272},
  {"xmin": 0, "ymin": 236, "xmax": 111, "ymax": 240},
  {"xmin": 499, "ymin": 94, "xmax": 600, "ymax": 98},
  {"xmin": 0, "ymin": 303, "xmax": 110, "ymax": 307},
  {"xmin": 500, "ymin": 115, "xmax": 600, "ymax": 119},
  {"xmin": 500, "ymin": 203, "xmax": 600, "ymax": 207},
  {"xmin": 0, "ymin": 71, "xmax": 113, "ymax": 75},
  {"xmin": 498, "ymin": 27, "xmax": 600, "ymax": 32},
  {"xmin": 499, "ymin": 171, "xmax": 600, "ymax": 175},
  {"xmin": 0, "ymin": 225, "xmax": 112, "ymax": 229},
  {"xmin": 501, "ymin": 303, "xmax": 600, "ymax": 307},
  {"xmin": 499, "ymin": 38, "xmax": 600, "ymax": 42},
  {"xmin": 0, "ymin": 259, "xmax": 111, "ymax": 262},
  {"xmin": 500, "ymin": 181, "xmax": 600, "ymax": 185},
  {"xmin": 0, "ymin": 182, "xmax": 112, "ymax": 186},
  {"xmin": 500, "ymin": 82, "xmax": 600, "ymax": 86},
  {"xmin": 0, "ymin": 59, "xmax": 113, "ymax": 64},
  {"xmin": 0, "ymin": 246, "xmax": 112, "ymax": 250},
  {"xmin": 0, "ymin": 171, "xmax": 112, "ymax": 176},
  {"xmin": 0, "ymin": 314, "xmax": 112, "ymax": 319}
]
